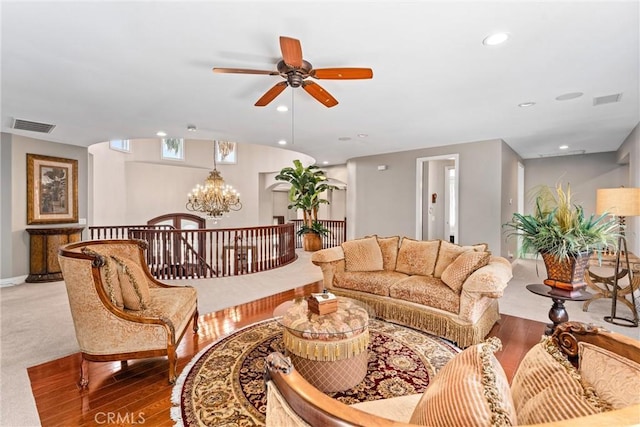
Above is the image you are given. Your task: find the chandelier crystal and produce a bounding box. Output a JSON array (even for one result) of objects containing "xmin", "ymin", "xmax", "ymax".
[{"xmin": 186, "ymin": 141, "xmax": 242, "ymax": 219}]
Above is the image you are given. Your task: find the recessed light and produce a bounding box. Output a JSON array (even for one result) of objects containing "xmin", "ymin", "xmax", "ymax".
[
  {"xmin": 322, "ymin": 161, "xmax": 329, "ymax": 165},
  {"xmin": 357, "ymin": 133, "xmax": 368, "ymax": 138},
  {"xmin": 556, "ymin": 92, "xmax": 583, "ymax": 101},
  {"xmin": 338, "ymin": 137, "xmax": 351, "ymax": 141},
  {"xmin": 482, "ymin": 32, "xmax": 509, "ymax": 46},
  {"xmin": 559, "ymin": 145, "xmax": 569, "ymax": 150},
  {"xmin": 518, "ymin": 102, "xmax": 536, "ymax": 107},
  {"xmin": 156, "ymin": 131, "xmax": 167, "ymax": 137},
  {"xmin": 278, "ymin": 139, "xmax": 287, "ymax": 145},
  {"xmin": 276, "ymin": 105, "xmax": 289, "ymax": 112}
]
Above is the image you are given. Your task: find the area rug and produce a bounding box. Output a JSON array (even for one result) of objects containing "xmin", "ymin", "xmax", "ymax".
[{"xmin": 171, "ymin": 318, "xmax": 459, "ymax": 427}]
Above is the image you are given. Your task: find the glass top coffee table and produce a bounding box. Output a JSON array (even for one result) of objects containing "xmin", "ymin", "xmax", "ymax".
[{"xmin": 273, "ymin": 296, "xmax": 372, "ymax": 392}]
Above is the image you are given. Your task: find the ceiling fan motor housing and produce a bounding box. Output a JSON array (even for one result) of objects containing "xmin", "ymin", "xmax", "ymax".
[{"xmin": 277, "ymin": 59, "xmax": 313, "ymax": 87}]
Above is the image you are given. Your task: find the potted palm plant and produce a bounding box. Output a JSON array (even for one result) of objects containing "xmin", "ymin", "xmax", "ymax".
[
  {"xmin": 275, "ymin": 160, "xmax": 338, "ymax": 251},
  {"xmin": 503, "ymin": 183, "xmax": 619, "ymax": 294}
]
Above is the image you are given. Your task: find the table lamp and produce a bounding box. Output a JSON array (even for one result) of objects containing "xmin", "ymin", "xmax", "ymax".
[{"xmin": 596, "ymin": 187, "xmax": 640, "ymax": 327}]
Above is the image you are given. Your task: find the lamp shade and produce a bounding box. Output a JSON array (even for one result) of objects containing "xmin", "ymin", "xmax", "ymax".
[{"xmin": 596, "ymin": 187, "xmax": 640, "ymax": 216}]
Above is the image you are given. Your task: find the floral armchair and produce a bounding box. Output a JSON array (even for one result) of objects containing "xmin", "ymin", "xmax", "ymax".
[{"xmin": 58, "ymin": 239, "xmax": 199, "ymax": 387}]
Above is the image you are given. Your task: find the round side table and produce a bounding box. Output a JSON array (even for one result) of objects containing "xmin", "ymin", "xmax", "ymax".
[{"xmin": 526, "ymin": 284, "xmax": 592, "ymax": 335}]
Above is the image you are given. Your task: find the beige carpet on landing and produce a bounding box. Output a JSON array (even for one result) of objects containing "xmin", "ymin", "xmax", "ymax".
[{"xmin": 1, "ymin": 253, "xmax": 638, "ymax": 426}]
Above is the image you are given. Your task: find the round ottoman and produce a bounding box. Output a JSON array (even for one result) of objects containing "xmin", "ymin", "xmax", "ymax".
[{"xmin": 278, "ymin": 297, "xmax": 370, "ymax": 392}]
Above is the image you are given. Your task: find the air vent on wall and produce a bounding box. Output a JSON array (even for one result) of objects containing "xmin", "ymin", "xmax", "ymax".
[
  {"xmin": 593, "ymin": 93, "xmax": 622, "ymax": 106},
  {"xmin": 11, "ymin": 118, "xmax": 56, "ymax": 133}
]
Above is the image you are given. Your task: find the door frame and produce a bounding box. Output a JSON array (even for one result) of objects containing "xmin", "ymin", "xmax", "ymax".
[{"xmin": 415, "ymin": 154, "xmax": 459, "ymax": 240}]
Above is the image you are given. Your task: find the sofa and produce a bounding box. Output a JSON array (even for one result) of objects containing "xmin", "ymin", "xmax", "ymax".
[
  {"xmin": 265, "ymin": 321, "xmax": 640, "ymax": 426},
  {"xmin": 58, "ymin": 239, "xmax": 199, "ymax": 387},
  {"xmin": 311, "ymin": 236, "xmax": 512, "ymax": 348}
]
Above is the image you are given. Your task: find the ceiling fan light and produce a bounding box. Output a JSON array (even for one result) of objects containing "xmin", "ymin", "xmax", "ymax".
[{"xmin": 276, "ymin": 105, "xmax": 289, "ymax": 112}]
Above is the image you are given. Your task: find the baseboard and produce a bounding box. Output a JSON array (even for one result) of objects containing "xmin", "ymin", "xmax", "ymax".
[{"xmin": 0, "ymin": 275, "xmax": 28, "ymax": 287}]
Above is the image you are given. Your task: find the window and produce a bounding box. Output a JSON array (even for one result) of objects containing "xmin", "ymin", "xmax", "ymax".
[
  {"xmin": 109, "ymin": 139, "xmax": 130, "ymax": 152},
  {"xmin": 161, "ymin": 138, "xmax": 184, "ymax": 161}
]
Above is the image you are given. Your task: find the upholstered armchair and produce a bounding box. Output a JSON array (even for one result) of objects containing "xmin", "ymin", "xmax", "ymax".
[{"xmin": 58, "ymin": 239, "xmax": 199, "ymax": 387}]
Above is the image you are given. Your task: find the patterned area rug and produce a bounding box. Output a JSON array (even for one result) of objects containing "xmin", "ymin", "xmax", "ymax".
[{"xmin": 171, "ymin": 318, "xmax": 459, "ymax": 426}]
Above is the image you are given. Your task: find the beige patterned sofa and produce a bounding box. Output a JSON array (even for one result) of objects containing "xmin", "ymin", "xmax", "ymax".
[
  {"xmin": 58, "ymin": 239, "xmax": 199, "ymax": 387},
  {"xmin": 311, "ymin": 236, "xmax": 512, "ymax": 348},
  {"xmin": 265, "ymin": 322, "xmax": 640, "ymax": 426}
]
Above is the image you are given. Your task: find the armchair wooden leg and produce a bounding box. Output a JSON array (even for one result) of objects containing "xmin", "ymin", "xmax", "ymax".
[
  {"xmin": 168, "ymin": 346, "xmax": 177, "ymax": 385},
  {"xmin": 79, "ymin": 357, "xmax": 89, "ymax": 389},
  {"xmin": 193, "ymin": 308, "xmax": 200, "ymax": 333}
]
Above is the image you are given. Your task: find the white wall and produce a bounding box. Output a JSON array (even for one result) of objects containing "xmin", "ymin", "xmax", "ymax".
[
  {"xmin": 90, "ymin": 139, "xmax": 314, "ymax": 227},
  {"xmin": 348, "ymin": 139, "xmax": 507, "ymax": 253},
  {"xmin": 1, "ymin": 134, "xmax": 88, "ymax": 279},
  {"xmin": 616, "ymin": 123, "xmax": 640, "ymax": 254}
]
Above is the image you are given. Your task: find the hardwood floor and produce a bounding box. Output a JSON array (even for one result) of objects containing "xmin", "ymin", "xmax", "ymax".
[{"xmin": 28, "ymin": 282, "xmax": 546, "ymax": 426}]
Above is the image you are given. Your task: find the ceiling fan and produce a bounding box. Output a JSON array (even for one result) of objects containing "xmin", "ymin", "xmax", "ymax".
[{"xmin": 213, "ymin": 36, "xmax": 373, "ymax": 108}]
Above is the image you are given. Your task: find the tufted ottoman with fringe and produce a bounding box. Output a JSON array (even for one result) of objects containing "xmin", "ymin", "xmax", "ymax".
[{"xmin": 277, "ymin": 297, "xmax": 370, "ymax": 392}]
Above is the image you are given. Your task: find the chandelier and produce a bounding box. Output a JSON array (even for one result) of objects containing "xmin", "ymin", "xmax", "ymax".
[{"xmin": 186, "ymin": 141, "xmax": 242, "ymax": 219}]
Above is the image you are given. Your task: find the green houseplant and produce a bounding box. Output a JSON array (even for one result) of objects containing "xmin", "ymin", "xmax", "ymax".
[
  {"xmin": 275, "ymin": 160, "xmax": 338, "ymax": 251},
  {"xmin": 503, "ymin": 183, "xmax": 619, "ymax": 292}
]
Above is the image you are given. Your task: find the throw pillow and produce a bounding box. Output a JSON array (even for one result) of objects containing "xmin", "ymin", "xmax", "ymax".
[
  {"xmin": 511, "ymin": 337, "xmax": 611, "ymax": 424},
  {"xmin": 81, "ymin": 247, "xmax": 124, "ymax": 309},
  {"xmin": 341, "ymin": 236, "xmax": 384, "ymax": 272},
  {"xmin": 395, "ymin": 238, "xmax": 440, "ymax": 276},
  {"xmin": 110, "ymin": 256, "xmax": 150, "ymax": 310},
  {"xmin": 376, "ymin": 236, "xmax": 400, "ymax": 271},
  {"xmin": 440, "ymin": 251, "xmax": 490, "ymax": 292},
  {"xmin": 409, "ymin": 337, "xmax": 517, "ymax": 427},
  {"xmin": 578, "ymin": 342, "xmax": 640, "ymax": 409},
  {"xmin": 433, "ymin": 241, "xmax": 468, "ymax": 278}
]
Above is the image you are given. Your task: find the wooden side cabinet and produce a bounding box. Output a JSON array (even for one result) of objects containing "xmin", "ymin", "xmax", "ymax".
[{"xmin": 26, "ymin": 227, "xmax": 84, "ymax": 282}]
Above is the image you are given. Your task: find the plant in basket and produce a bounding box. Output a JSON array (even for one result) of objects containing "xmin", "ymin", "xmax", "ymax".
[{"xmin": 503, "ymin": 183, "xmax": 619, "ymax": 294}]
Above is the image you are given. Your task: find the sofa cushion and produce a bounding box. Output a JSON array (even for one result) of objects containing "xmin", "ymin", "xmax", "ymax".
[
  {"xmin": 395, "ymin": 238, "xmax": 440, "ymax": 276},
  {"xmin": 81, "ymin": 247, "xmax": 124, "ymax": 308},
  {"xmin": 441, "ymin": 251, "xmax": 491, "ymax": 293},
  {"xmin": 511, "ymin": 336, "xmax": 611, "ymax": 424},
  {"xmin": 579, "ymin": 341, "xmax": 640, "ymax": 409},
  {"xmin": 334, "ymin": 271, "xmax": 409, "ymax": 296},
  {"xmin": 342, "ymin": 236, "xmax": 384, "ymax": 272},
  {"xmin": 376, "ymin": 235, "xmax": 400, "ymax": 271},
  {"xmin": 389, "ymin": 276, "xmax": 460, "ymax": 314},
  {"xmin": 409, "ymin": 337, "xmax": 516, "ymax": 426},
  {"xmin": 126, "ymin": 286, "xmax": 197, "ymax": 335},
  {"xmin": 111, "ymin": 255, "xmax": 151, "ymax": 310},
  {"xmin": 433, "ymin": 241, "xmax": 488, "ymax": 278}
]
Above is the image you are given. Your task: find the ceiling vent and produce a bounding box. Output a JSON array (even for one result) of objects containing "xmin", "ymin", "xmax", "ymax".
[
  {"xmin": 11, "ymin": 118, "xmax": 56, "ymax": 133},
  {"xmin": 593, "ymin": 93, "xmax": 622, "ymax": 106}
]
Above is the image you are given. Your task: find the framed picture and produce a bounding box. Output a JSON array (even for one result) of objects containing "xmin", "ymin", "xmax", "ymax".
[
  {"xmin": 215, "ymin": 141, "xmax": 237, "ymax": 164},
  {"xmin": 27, "ymin": 154, "xmax": 78, "ymax": 224}
]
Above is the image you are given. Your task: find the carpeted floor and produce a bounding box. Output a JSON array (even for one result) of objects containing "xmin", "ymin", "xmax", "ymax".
[{"xmin": 171, "ymin": 318, "xmax": 459, "ymax": 427}]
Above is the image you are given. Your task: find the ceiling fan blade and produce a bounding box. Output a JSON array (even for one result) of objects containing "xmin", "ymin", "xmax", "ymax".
[
  {"xmin": 302, "ymin": 81, "xmax": 338, "ymax": 108},
  {"xmin": 255, "ymin": 82, "xmax": 288, "ymax": 107},
  {"xmin": 311, "ymin": 68, "xmax": 373, "ymax": 80},
  {"xmin": 279, "ymin": 36, "xmax": 303, "ymax": 68},
  {"xmin": 213, "ymin": 67, "xmax": 279, "ymax": 76}
]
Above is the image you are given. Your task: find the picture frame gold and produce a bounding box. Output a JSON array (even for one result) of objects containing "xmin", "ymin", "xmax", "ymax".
[{"xmin": 27, "ymin": 153, "xmax": 78, "ymax": 224}]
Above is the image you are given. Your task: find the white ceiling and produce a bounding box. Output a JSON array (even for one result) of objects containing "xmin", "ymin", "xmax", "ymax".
[{"xmin": 1, "ymin": 1, "xmax": 638, "ymax": 165}]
